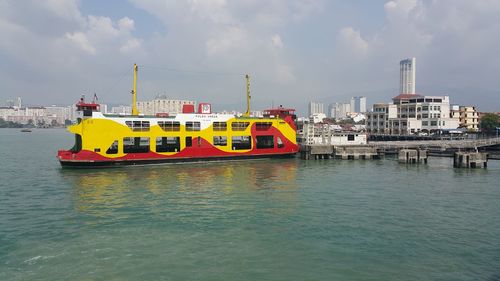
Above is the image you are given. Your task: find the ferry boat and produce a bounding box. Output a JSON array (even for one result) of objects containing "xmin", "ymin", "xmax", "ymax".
[{"xmin": 57, "ymin": 64, "xmax": 299, "ymax": 167}]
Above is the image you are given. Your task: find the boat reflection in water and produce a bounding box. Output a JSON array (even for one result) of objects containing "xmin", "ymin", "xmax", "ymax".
[{"xmin": 61, "ymin": 158, "xmax": 300, "ymax": 222}]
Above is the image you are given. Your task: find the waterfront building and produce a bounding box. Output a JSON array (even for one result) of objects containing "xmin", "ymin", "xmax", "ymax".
[
  {"xmin": 301, "ymin": 122, "xmax": 367, "ymax": 145},
  {"xmin": 45, "ymin": 105, "xmax": 74, "ymax": 125},
  {"xmin": 451, "ymin": 105, "xmax": 479, "ymax": 132},
  {"xmin": 111, "ymin": 105, "xmax": 132, "ymax": 115},
  {"xmin": 137, "ymin": 95, "xmax": 195, "ymax": 116},
  {"xmin": 0, "ymin": 106, "xmax": 46, "ymax": 125},
  {"xmin": 400, "ymin": 58, "xmax": 416, "ymax": 94},
  {"xmin": 308, "ymin": 102, "xmax": 324, "ymax": 117},
  {"xmin": 366, "ymin": 94, "xmax": 460, "ymax": 135}
]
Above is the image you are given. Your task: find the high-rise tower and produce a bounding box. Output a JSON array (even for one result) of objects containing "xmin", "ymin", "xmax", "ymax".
[{"xmin": 399, "ymin": 58, "xmax": 416, "ymax": 94}]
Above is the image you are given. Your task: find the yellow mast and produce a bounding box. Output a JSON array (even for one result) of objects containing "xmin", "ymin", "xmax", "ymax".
[
  {"xmin": 131, "ymin": 63, "xmax": 139, "ymax": 116},
  {"xmin": 244, "ymin": 74, "xmax": 251, "ymax": 116}
]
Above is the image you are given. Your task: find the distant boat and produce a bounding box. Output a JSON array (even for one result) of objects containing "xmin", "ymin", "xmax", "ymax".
[{"xmin": 20, "ymin": 128, "xmax": 32, "ymax": 132}]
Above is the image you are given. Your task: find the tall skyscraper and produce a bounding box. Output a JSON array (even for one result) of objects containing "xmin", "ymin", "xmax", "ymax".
[
  {"xmin": 350, "ymin": 96, "xmax": 367, "ymax": 113},
  {"xmin": 400, "ymin": 57, "xmax": 416, "ymax": 94},
  {"xmin": 308, "ymin": 102, "xmax": 324, "ymax": 117}
]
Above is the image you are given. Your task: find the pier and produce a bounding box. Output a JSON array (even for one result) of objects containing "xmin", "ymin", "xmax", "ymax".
[
  {"xmin": 398, "ymin": 149, "xmax": 428, "ymax": 164},
  {"xmin": 453, "ymin": 152, "xmax": 488, "ymax": 168},
  {"xmin": 300, "ymin": 137, "xmax": 500, "ymax": 165}
]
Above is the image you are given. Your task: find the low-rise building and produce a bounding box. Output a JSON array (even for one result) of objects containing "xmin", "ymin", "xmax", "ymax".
[
  {"xmin": 366, "ymin": 94, "xmax": 460, "ymax": 135},
  {"xmin": 451, "ymin": 105, "xmax": 479, "ymax": 132}
]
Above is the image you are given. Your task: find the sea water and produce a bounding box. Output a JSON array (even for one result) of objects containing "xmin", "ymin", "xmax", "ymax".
[{"xmin": 1, "ymin": 129, "xmax": 499, "ymax": 280}]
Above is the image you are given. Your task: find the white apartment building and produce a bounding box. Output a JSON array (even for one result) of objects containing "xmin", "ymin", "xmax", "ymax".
[
  {"xmin": 366, "ymin": 94, "xmax": 459, "ymax": 135},
  {"xmin": 308, "ymin": 101, "xmax": 324, "ymax": 117},
  {"xmin": 111, "ymin": 105, "xmax": 132, "ymax": 115},
  {"xmin": 45, "ymin": 105, "xmax": 74, "ymax": 124},
  {"xmin": 137, "ymin": 96, "xmax": 195, "ymax": 116},
  {"xmin": 0, "ymin": 106, "xmax": 47, "ymax": 124},
  {"xmin": 350, "ymin": 96, "xmax": 367, "ymax": 113},
  {"xmin": 400, "ymin": 58, "xmax": 416, "ymax": 94},
  {"xmin": 328, "ymin": 102, "xmax": 351, "ymax": 119}
]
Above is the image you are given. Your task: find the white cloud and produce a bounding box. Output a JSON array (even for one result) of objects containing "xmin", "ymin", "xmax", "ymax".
[
  {"xmin": 120, "ymin": 38, "xmax": 142, "ymax": 54},
  {"xmin": 206, "ymin": 26, "xmax": 247, "ymax": 56},
  {"xmin": 118, "ymin": 17, "xmax": 135, "ymax": 32},
  {"xmin": 337, "ymin": 27, "xmax": 369, "ymax": 57},
  {"xmin": 65, "ymin": 32, "xmax": 96, "ymax": 55}
]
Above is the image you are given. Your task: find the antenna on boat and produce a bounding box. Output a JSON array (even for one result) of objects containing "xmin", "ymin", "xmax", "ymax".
[
  {"xmin": 244, "ymin": 74, "xmax": 251, "ymax": 116},
  {"xmin": 131, "ymin": 63, "xmax": 139, "ymax": 116}
]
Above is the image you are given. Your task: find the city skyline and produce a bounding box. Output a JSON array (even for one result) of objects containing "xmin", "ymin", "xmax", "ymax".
[{"xmin": 1, "ymin": 1, "xmax": 500, "ymax": 116}]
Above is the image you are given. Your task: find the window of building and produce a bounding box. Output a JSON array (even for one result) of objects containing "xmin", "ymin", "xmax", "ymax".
[
  {"xmin": 186, "ymin": 121, "xmax": 201, "ymax": 131},
  {"xmin": 347, "ymin": 134, "xmax": 355, "ymax": 141},
  {"xmin": 158, "ymin": 121, "xmax": 180, "ymax": 131},
  {"xmin": 232, "ymin": 136, "xmax": 251, "ymax": 150},
  {"xmin": 422, "ymin": 121, "xmax": 428, "ymax": 126},
  {"xmin": 231, "ymin": 122, "xmax": 250, "ymax": 131},
  {"xmin": 125, "ymin": 121, "xmax": 150, "ymax": 131},
  {"xmin": 213, "ymin": 136, "xmax": 227, "ymax": 146},
  {"xmin": 422, "ymin": 106, "xmax": 429, "ymax": 111},
  {"xmin": 106, "ymin": 140, "xmax": 118, "ymax": 154},
  {"xmin": 430, "ymin": 121, "xmax": 438, "ymax": 126},
  {"xmin": 156, "ymin": 137, "xmax": 180, "ymax": 152},
  {"xmin": 123, "ymin": 137, "xmax": 150, "ymax": 153},
  {"xmin": 256, "ymin": 136, "xmax": 274, "ymax": 149},
  {"xmin": 213, "ymin": 122, "xmax": 227, "ymax": 131},
  {"xmin": 256, "ymin": 122, "xmax": 273, "ymax": 131}
]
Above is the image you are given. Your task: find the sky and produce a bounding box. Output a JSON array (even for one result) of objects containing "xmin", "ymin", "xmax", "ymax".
[{"xmin": 1, "ymin": 0, "xmax": 500, "ymax": 115}]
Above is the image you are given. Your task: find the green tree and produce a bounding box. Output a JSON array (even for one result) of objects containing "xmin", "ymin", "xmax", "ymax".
[{"xmin": 480, "ymin": 113, "xmax": 500, "ymax": 134}]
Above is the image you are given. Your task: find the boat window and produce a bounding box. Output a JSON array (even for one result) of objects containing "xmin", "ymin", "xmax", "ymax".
[
  {"xmin": 186, "ymin": 121, "xmax": 201, "ymax": 131},
  {"xmin": 232, "ymin": 136, "xmax": 251, "ymax": 150},
  {"xmin": 277, "ymin": 137, "xmax": 284, "ymax": 148},
  {"xmin": 156, "ymin": 137, "xmax": 180, "ymax": 152},
  {"xmin": 256, "ymin": 122, "xmax": 272, "ymax": 131},
  {"xmin": 106, "ymin": 140, "xmax": 119, "ymax": 154},
  {"xmin": 70, "ymin": 134, "xmax": 82, "ymax": 152},
  {"xmin": 232, "ymin": 122, "xmax": 250, "ymax": 131},
  {"xmin": 158, "ymin": 121, "xmax": 180, "ymax": 132},
  {"xmin": 213, "ymin": 136, "xmax": 227, "ymax": 146},
  {"xmin": 125, "ymin": 121, "xmax": 150, "ymax": 131},
  {"xmin": 213, "ymin": 122, "xmax": 227, "ymax": 131},
  {"xmin": 256, "ymin": 135, "xmax": 274, "ymax": 149},
  {"xmin": 123, "ymin": 137, "xmax": 150, "ymax": 153},
  {"xmin": 185, "ymin": 136, "xmax": 192, "ymax": 147}
]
